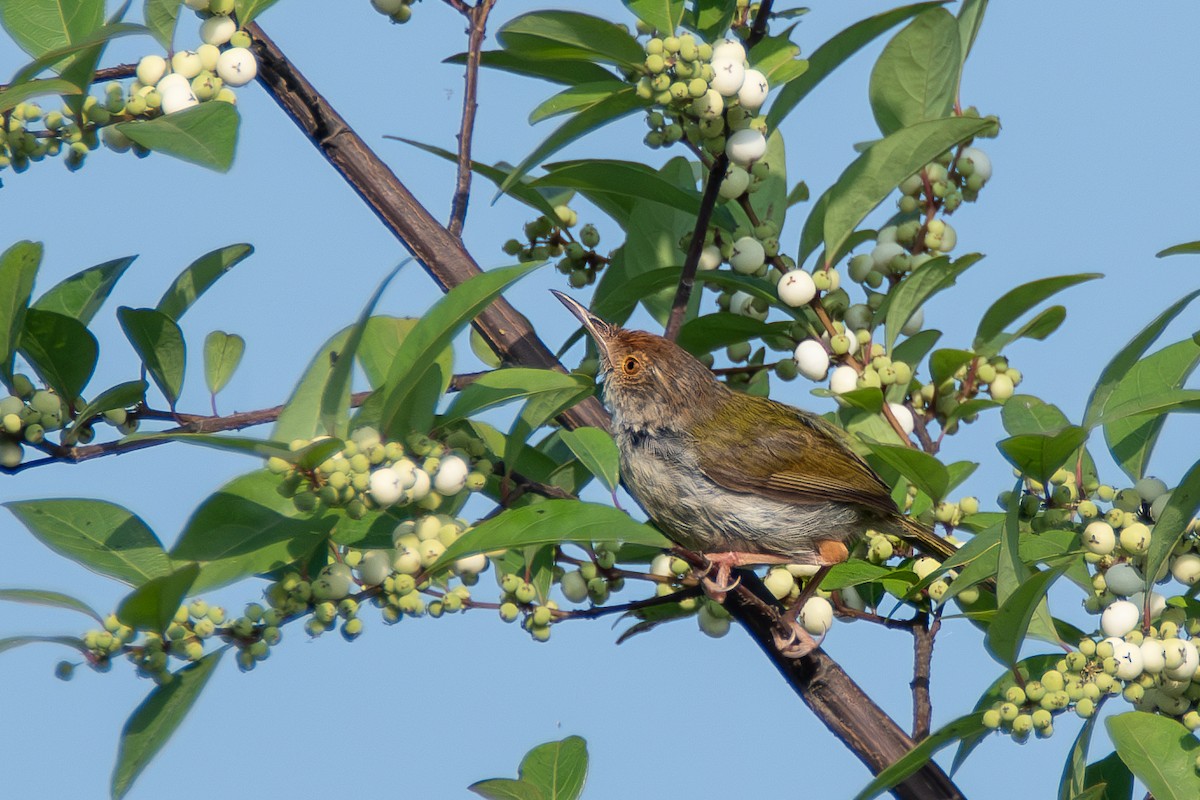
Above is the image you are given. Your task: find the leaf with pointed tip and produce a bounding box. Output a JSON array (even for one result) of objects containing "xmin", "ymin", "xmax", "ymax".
[
  {"xmin": 116, "ymin": 102, "xmax": 239, "ymax": 172},
  {"xmin": 470, "ymin": 780, "xmax": 543, "ymax": 800},
  {"xmin": 862, "ymin": 440, "xmax": 951, "ymax": 502},
  {"xmin": 144, "ymin": 0, "xmax": 182, "ymax": 48},
  {"xmin": 868, "ymin": 9, "xmax": 960, "ymax": 136},
  {"xmin": 156, "ymin": 244, "xmax": 253, "ymax": 322},
  {"xmin": 974, "ymin": 274, "xmax": 1100, "ymax": 354},
  {"xmin": 116, "ymin": 562, "xmax": 200, "ymax": 631},
  {"xmin": 518, "ymin": 736, "xmax": 588, "ymax": 800},
  {"xmin": 0, "ymin": 0, "xmax": 103, "ymax": 60},
  {"xmin": 64, "ymin": 380, "xmax": 146, "ymax": 443},
  {"xmin": 881, "ymin": 253, "xmax": 982, "ymax": 352},
  {"xmin": 532, "ymin": 159, "xmax": 707, "ymax": 216},
  {"xmin": 4, "ymin": 498, "xmax": 171, "ymax": 586},
  {"xmin": 558, "ymin": 427, "xmax": 620, "ymax": 493},
  {"xmin": 446, "ymin": 49, "xmax": 616, "ymax": 85},
  {"xmin": 1059, "ymin": 712, "xmax": 1099, "ymax": 800},
  {"xmin": 233, "ymin": 0, "xmax": 280, "ymax": 25},
  {"xmin": 984, "ymin": 563, "xmax": 1067, "ymax": 665},
  {"xmin": 1081, "ymin": 752, "xmax": 1133, "ymax": 800},
  {"xmin": 997, "ymin": 426, "xmax": 1089, "ymax": 486},
  {"xmin": 111, "ymin": 648, "xmax": 226, "ymax": 799},
  {"xmin": 0, "ymin": 77, "xmax": 80, "ymax": 113},
  {"xmin": 497, "ymin": 11, "xmax": 643, "ymax": 68},
  {"xmin": 18, "ymin": 308, "xmax": 98, "ymax": 401},
  {"xmin": 853, "ymin": 713, "xmax": 985, "ymax": 800},
  {"xmin": 117, "ymin": 306, "xmax": 185, "ymax": 408},
  {"xmin": 119, "ymin": 432, "xmax": 340, "ymax": 467},
  {"xmin": 32, "ymin": 254, "xmax": 134, "ymax": 324},
  {"xmin": 1156, "ymin": 241, "xmax": 1200, "ymax": 258},
  {"xmin": 529, "ymin": 81, "xmax": 628, "ymax": 124},
  {"xmin": 444, "ymin": 368, "xmax": 589, "ymax": 426},
  {"xmin": 356, "ymin": 316, "xmax": 452, "ymax": 391},
  {"xmin": 0, "ymin": 240, "xmax": 42, "ymax": 386},
  {"xmin": 0, "ymin": 635, "xmax": 88, "ymax": 655},
  {"xmin": 203, "ymin": 331, "xmax": 245, "ymax": 397},
  {"xmin": 0, "ymin": 588, "xmax": 103, "ymax": 623}
]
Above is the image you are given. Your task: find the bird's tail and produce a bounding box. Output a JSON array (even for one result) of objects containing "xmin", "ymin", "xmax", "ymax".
[{"xmin": 893, "ymin": 514, "xmax": 960, "ymax": 562}]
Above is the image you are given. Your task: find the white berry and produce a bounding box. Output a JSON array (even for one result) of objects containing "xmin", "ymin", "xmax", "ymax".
[
  {"xmin": 729, "ymin": 236, "xmax": 765, "ymax": 274},
  {"xmin": 763, "ymin": 567, "xmax": 795, "ymax": 600},
  {"xmin": 736, "ymin": 69, "xmax": 769, "ymax": 111},
  {"xmin": 160, "ymin": 85, "xmax": 199, "ymax": 114},
  {"xmin": 1100, "ymin": 600, "xmax": 1140, "ymax": 637},
  {"xmin": 1164, "ymin": 638, "xmax": 1199, "ymax": 680},
  {"xmin": 725, "ymin": 128, "xmax": 767, "ymax": 166},
  {"xmin": 1141, "ymin": 638, "xmax": 1167, "ymax": 674},
  {"xmin": 1105, "ymin": 637, "xmax": 1144, "ymax": 680},
  {"xmin": 216, "ymin": 47, "xmax": 258, "ymax": 87},
  {"xmin": 455, "ymin": 553, "xmax": 488, "ymax": 575},
  {"xmin": 136, "ymin": 55, "xmax": 167, "ymax": 87},
  {"xmin": 368, "ymin": 467, "xmax": 406, "ymax": 507},
  {"xmin": 900, "ymin": 307, "xmax": 924, "ymax": 337},
  {"xmin": 793, "ymin": 340, "xmax": 830, "ymax": 381},
  {"xmin": 777, "ymin": 270, "xmax": 816, "ymax": 307},
  {"xmin": 709, "ymin": 56, "xmax": 745, "ymax": 96},
  {"xmin": 1171, "ymin": 553, "xmax": 1200, "ymax": 586},
  {"xmin": 799, "ymin": 596, "xmax": 833, "ymax": 635},
  {"xmin": 196, "ymin": 43, "xmax": 221, "ymax": 72},
  {"xmin": 433, "ymin": 455, "xmax": 470, "ymax": 495},
  {"xmin": 1119, "ymin": 522, "xmax": 1151, "ymax": 555},
  {"xmin": 959, "ymin": 146, "xmax": 992, "ymax": 182},
  {"xmin": 698, "ymin": 244, "xmax": 722, "ymax": 271},
  {"xmin": 870, "ymin": 241, "xmax": 905, "ymax": 272},
  {"xmin": 712, "ymin": 39, "xmax": 746, "ymax": 62},
  {"xmin": 1081, "ymin": 521, "xmax": 1116, "ymax": 555},
  {"xmin": 829, "ymin": 365, "xmax": 858, "ymax": 395},
  {"xmin": 200, "ymin": 14, "xmax": 236, "ymax": 46},
  {"xmin": 888, "ymin": 403, "xmax": 915, "ymax": 436},
  {"xmin": 171, "ymin": 50, "xmax": 204, "ymax": 79}
]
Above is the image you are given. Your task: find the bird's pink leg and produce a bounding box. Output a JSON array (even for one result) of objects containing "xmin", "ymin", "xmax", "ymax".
[{"xmin": 701, "ymin": 551, "xmax": 790, "ymax": 601}]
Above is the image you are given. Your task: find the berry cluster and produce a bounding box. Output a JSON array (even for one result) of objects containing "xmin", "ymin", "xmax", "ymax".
[
  {"xmin": 267, "ymin": 426, "xmax": 491, "ymax": 519},
  {"xmin": 0, "ymin": 379, "xmax": 139, "ymax": 468},
  {"xmin": 370, "ymin": 0, "xmax": 418, "ymax": 25},
  {"xmin": 502, "ymin": 206, "xmax": 607, "ymax": 288}
]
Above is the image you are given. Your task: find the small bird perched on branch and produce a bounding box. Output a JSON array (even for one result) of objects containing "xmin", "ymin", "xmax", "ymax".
[{"xmin": 553, "ymin": 291, "xmax": 957, "ymax": 657}]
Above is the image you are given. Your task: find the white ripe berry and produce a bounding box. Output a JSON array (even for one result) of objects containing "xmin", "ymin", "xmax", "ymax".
[
  {"xmin": 408, "ymin": 468, "xmax": 431, "ymax": 501},
  {"xmin": 372, "ymin": 0, "xmax": 407, "ymax": 14},
  {"xmin": 1164, "ymin": 638, "xmax": 1199, "ymax": 680},
  {"xmin": 763, "ymin": 567, "xmax": 795, "ymax": 600},
  {"xmin": 368, "ymin": 467, "xmax": 406, "ymax": 507},
  {"xmin": 718, "ymin": 164, "xmax": 751, "ymax": 199},
  {"xmin": 1100, "ymin": 600, "xmax": 1140, "ymax": 637},
  {"xmin": 157, "ymin": 73, "xmax": 191, "ymax": 96},
  {"xmin": 698, "ymin": 244, "xmax": 722, "ymax": 271},
  {"xmin": 136, "ymin": 55, "xmax": 168, "ymax": 87},
  {"xmin": 829, "ymin": 365, "xmax": 858, "ymax": 395},
  {"xmin": 912, "ymin": 557, "xmax": 941, "ymax": 581},
  {"xmin": 200, "ymin": 14, "xmax": 236, "ymax": 46},
  {"xmin": 649, "ymin": 554, "xmax": 673, "ymax": 577},
  {"xmin": 959, "ymin": 146, "xmax": 992, "ymax": 182},
  {"xmin": 1105, "ymin": 637, "xmax": 1144, "ymax": 680},
  {"xmin": 1141, "ymin": 638, "xmax": 1167, "ymax": 674},
  {"xmin": 888, "ymin": 403, "xmax": 915, "ymax": 436},
  {"xmin": 454, "ymin": 553, "xmax": 488, "ymax": 575},
  {"xmin": 434, "ymin": 454, "xmax": 469, "ymax": 495},
  {"xmin": 1130, "ymin": 590, "xmax": 1167, "ymax": 620},
  {"xmin": 712, "ymin": 38, "xmax": 746, "ymax": 62},
  {"xmin": 1104, "ymin": 562, "xmax": 1143, "ymax": 595},
  {"xmin": 799, "ymin": 596, "xmax": 833, "ymax": 635},
  {"xmin": 725, "ymin": 128, "xmax": 767, "ymax": 166},
  {"xmin": 357, "ymin": 550, "xmax": 392, "ymax": 585},
  {"xmin": 876, "ymin": 225, "xmax": 899, "ymax": 245},
  {"xmin": 1171, "ymin": 553, "xmax": 1200, "ymax": 585},
  {"xmin": 870, "ymin": 241, "xmax": 905, "ymax": 272},
  {"xmin": 840, "ymin": 584, "xmax": 866, "ymax": 613},
  {"xmin": 900, "ymin": 307, "xmax": 924, "ymax": 337},
  {"xmin": 196, "ymin": 43, "xmax": 221, "ymax": 72},
  {"xmin": 693, "ymin": 88, "xmax": 724, "ymax": 120},
  {"xmin": 709, "ymin": 56, "xmax": 746, "ymax": 96},
  {"xmin": 777, "ymin": 270, "xmax": 816, "ymax": 307},
  {"xmin": 1081, "ymin": 520, "xmax": 1116, "ymax": 555},
  {"xmin": 736, "ymin": 68, "xmax": 769, "ymax": 111},
  {"xmin": 729, "ymin": 236, "xmax": 765, "ymax": 274},
  {"xmin": 216, "ymin": 47, "xmax": 258, "ymax": 87},
  {"xmin": 160, "ymin": 85, "xmax": 199, "ymax": 114},
  {"xmin": 793, "ymin": 340, "xmax": 830, "ymax": 381},
  {"xmin": 988, "ymin": 374, "xmax": 1014, "ymax": 401},
  {"xmin": 1119, "ymin": 522, "xmax": 1151, "ymax": 555},
  {"xmin": 171, "ymin": 50, "xmax": 204, "ymax": 79}
]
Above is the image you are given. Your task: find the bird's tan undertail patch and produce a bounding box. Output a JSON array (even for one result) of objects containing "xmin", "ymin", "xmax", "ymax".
[{"xmin": 816, "ymin": 539, "xmax": 849, "ymax": 566}]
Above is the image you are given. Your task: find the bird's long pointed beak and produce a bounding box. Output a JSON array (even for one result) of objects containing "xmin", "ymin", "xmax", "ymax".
[{"xmin": 551, "ymin": 290, "xmax": 612, "ymax": 359}]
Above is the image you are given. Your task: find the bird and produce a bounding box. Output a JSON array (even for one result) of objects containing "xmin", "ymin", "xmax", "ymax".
[{"xmin": 552, "ymin": 290, "xmax": 958, "ymax": 656}]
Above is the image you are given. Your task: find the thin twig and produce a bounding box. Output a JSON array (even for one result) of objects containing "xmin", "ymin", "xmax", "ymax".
[
  {"xmin": 0, "ymin": 63, "xmax": 134, "ymax": 93},
  {"xmin": 555, "ymin": 586, "xmax": 703, "ymax": 620},
  {"xmin": 664, "ymin": 152, "xmax": 728, "ymax": 341},
  {"xmin": 448, "ymin": 0, "xmax": 497, "ymax": 237},
  {"xmin": 744, "ymin": 0, "xmax": 776, "ymax": 49}
]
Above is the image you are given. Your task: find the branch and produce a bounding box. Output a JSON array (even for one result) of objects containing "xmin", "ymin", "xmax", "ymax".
[
  {"xmin": 245, "ymin": 22, "xmax": 610, "ymax": 435},
  {"xmin": 664, "ymin": 152, "xmax": 728, "ymax": 341},
  {"xmin": 447, "ymin": 0, "xmax": 497, "ymax": 237},
  {"xmin": 744, "ymin": 0, "xmax": 776, "ymax": 49},
  {"xmin": 911, "ymin": 612, "xmax": 940, "ymax": 740}
]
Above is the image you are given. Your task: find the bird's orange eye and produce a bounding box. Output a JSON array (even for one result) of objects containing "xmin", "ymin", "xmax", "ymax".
[{"xmin": 623, "ymin": 356, "xmax": 641, "ymax": 374}]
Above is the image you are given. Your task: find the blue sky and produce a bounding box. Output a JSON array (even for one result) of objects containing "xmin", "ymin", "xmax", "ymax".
[{"xmin": 2, "ymin": 2, "xmax": 1200, "ymax": 798}]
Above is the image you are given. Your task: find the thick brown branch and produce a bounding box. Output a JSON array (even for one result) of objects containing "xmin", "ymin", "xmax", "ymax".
[
  {"xmin": 245, "ymin": 22, "xmax": 610, "ymax": 434},
  {"xmin": 448, "ymin": 0, "xmax": 497, "ymax": 237},
  {"xmin": 664, "ymin": 152, "xmax": 728, "ymax": 341},
  {"xmin": 911, "ymin": 612, "xmax": 940, "ymax": 740}
]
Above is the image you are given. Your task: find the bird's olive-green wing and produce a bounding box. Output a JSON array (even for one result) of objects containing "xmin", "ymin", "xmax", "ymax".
[{"xmin": 693, "ymin": 395, "xmax": 899, "ymax": 517}]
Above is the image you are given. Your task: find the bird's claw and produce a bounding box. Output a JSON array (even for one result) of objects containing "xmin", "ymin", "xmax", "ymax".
[{"xmin": 773, "ymin": 618, "xmax": 820, "ymax": 659}]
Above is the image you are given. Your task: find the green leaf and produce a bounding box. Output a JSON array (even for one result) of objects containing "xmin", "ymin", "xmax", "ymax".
[
  {"xmin": 1060, "ymin": 712, "xmax": 1099, "ymax": 800},
  {"xmin": 470, "ymin": 781, "xmax": 543, "ymax": 800},
  {"xmin": 116, "ymin": 102, "xmax": 239, "ymax": 172},
  {"xmin": 63, "ymin": 379, "xmax": 146, "ymax": 443},
  {"xmin": 853, "ymin": 713, "xmax": 984, "ymax": 800},
  {"xmin": 144, "ymin": 0, "xmax": 181, "ymax": 48},
  {"xmin": 868, "ymin": 9, "xmax": 960, "ymax": 136},
  {"xmin": 0, "ymin": 240, "xmax": 42, "ymax": 385},
  {"xmin": 379, "ymin": 261, "xmax": 543, "ymax": 440},
  {"xmin": 203, "ymin": 331, "xmax": 244, "ymax": 397},
  {"xmin": 322, "ymin": 264, "xmax": 405, "ymax": 438},
  {"xmin": 115, "ymin": 562, "xmax": 199, "ymax": 631},
  {"xmin": 117, "ymin": 306, "xmax": 185, "ymax": 408},
  {"xmin": 119, "ymin": 431, "xmax": 329, "ymax": 464},
  {"xmin": 950, "ymin": 654, "xmax": 1062, "ymax": 772},
  {"xmin": 1107, "ymin": 712, "xmax": 1200, "ymax": 800},
  {"xmin": 1142, "ymin": 458, "xmax": 1200, "ymax": 597},
  {"xmin": 862, "ymin": 440, "xmax": 951, "ymax": 502},
  {"xmin": 891, "ymin": 327, "xmax": 941, "ymax": 367},
  {"xmin": 156, "ymin": 243, "xmax": 253, "ymax": 322},
  {"xmin": 997, "ymin": 426, "xmax": 1089, "ymax": 486},
  {"xmin": 7, "ymin": 20, "xmax": 148, "ymax": 99},
  {"xmin": 18, "ymin": 308, "xmax": 98, "ymax": 401},
  {"xmin": 356, "ymin": 316, "xmax": 453, "ymax": 390},
  {"xmin": 767, "ymin": 2, "xmax": 949, "ymax": 131},
  {"xmin": 31, "ymin": 254, "xmax": 134, "ymax": 324},
  {"xmin": 1156, "ymin": 241, "xmax": 1200, "ymax": 258},
  {"xmin": 1082, "ymin": 752, "xmax": 1133, "ymax": 800},
  {"xmin": 689, "ymin": 0, "xmax": 736, "ymax": 42},
  {"xmin": 529, "ymin": 81, "xmax": 628, "ymax": 124},
  {"xmin": 233, "ymin": 0, "xmax": 279, "ymax": 25},
  {"xmin": 747, "ymin": 25, "xmax": 806, "ymax": 86},
  {"xmin": 558, "ymin": 427, "xmax": 620, "ymax": 493},
  {"xmin": 532, "ymin": 159, "xmax": 706, "ymax": 216},
  {"xmin": 171, "ymin": 471, "xmax": 335, "ymax": 592},
  {"xmin": 445, "ymin": 368, "xmax": 589, "ymax": 425},
  {"xmin": 974, "ymin": 274, "xmax": 1101, "ymax": 355},
  {"xmin": 1084, "ymin": 289, "xmax": 1200, "ymax": 427},
  {"xmin": 956, "ymin": 0, "xmax": 988, "ymax": 67},
  {"xmin": 0, "ymin": 0, "xmax": 103, "ymax": 59},
  {"xmin": 498, "ymin": 11, "xmax": 644, "ymax": 69},
  {"xmin": 0, "ymin": 76, "xmax": 80, "ymax": 113},
  {"xmin": 881, "ymin": 253, "xmax": 982, "ymax": 352},
  {"xmin": 448, "ymin": 49, "xmax": 617, "ymax": 86},
  {"xmin": 823, "ymin": 559, "xmax": 891, "ymax": 590},
  {"xmin": 519, "ymin": 736, "xmax": 589, "ymax": 800},
  {"xmin": 1002, "ymin": 394, "xmax": 1072, "ymax": 435},
  {"xmin": 111, "ymin": 648, "xmax": 225, "ymax": 800},
  {"xmin": 996, "ymin": 479, "xmax": 1027, "ymax": 604},
  {"xmin": 677, "ymin": 313, "xmax": 782, "ymax": 354},
  {"xmin": 496, "ymin": 87, "xmax": 642, "ymax": 199},
  {"xmin": 983, "ymin": 563, "xmax": 1067, "ymax": 665},
  {"xmin": 623, "ymin": 0, "xmax": 682, "ymax": 34},
  {"xmin": 0, "ymin": 634, "xmax": 88, "ymax": 655},
  {"xmin": 273, "ymin": 326, "xmax": 350, "ymax": 443},
  {"xmin": 503, "ymin": 378, "xmax": 594, "ymax": 474},
  {"xmin": 431, "ymin": 501, "xmax": 670, "ymax": 574},
  {"xmin": 819, "ymin": 116, "xmax": 992, "ymax": 268},
  {"xmin": 1100, "ymin": 338, "xmax": 1200, "ymax": 482},
  {"xmin": 4, "ymin": 498, "xmax": 171, "ymax": 586},
  {"xmin": 0, "ymin": 588, "xmax": 102, "ymax": 623}
]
